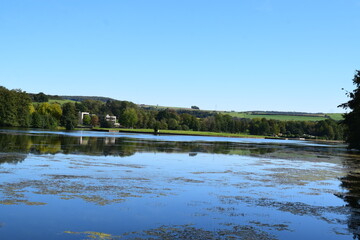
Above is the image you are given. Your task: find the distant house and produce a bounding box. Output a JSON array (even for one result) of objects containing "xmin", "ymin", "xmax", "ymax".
[
  {"xmin": 105, "ymin": 114, "xmax": 116, "ymax": 122},
  {"xmin": 105, "ymin": 114, "xmax": 120, "ymax": 127},
  {"xmin": 78, "ymin": 112, "xmax": 90, "ymax": 125}
]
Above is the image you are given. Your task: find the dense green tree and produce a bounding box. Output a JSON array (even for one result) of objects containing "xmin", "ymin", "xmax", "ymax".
[
  {"xmin": 153, "ymin": 121, "xmax": 161, "ymax": 133},
  {"xmin": 120, "ymin": 108, "xmax": 138, "ymax": 128},
  {"xmin": 75, "ymin": 102, "xmax": 88, "ymax": 112},
  {"xmin": 339, "ymin": 70, "xmax": 360, "ymax": 149},
  {"xmin": 100, "ymin": 117, "xmax": 114, "ymax": 128},
  {"xmin": 157, "ymin": 109, "xmax": 179, "ymax": 122},
  {"xmin": 180, "ymin": 113, "xmax": 200, "ymax": 131},
  {"xmin": 0, "ymin": 87, "xmax": 31, "ymax": 127},
  {"xmin": 31, "ymin": 112, "xmax": 45, "ymax": 128},
  {"xmin": 31, "ymin": 102, "xmax": 62, "ymax": 129},
  {"xmin": 91, "ymin": 115, "xmax": 99, "ymax": 127},
  {"xmin": 81, "ymin": 100, "xmax": 103, "ymax": 115},
  {"xmin": 32, "ymin": 92, "xmax": 49, "ymax": 102},
  {"xmin": 167, "ymin": 118, "xmax": 179, "ymax": 130},
  {"xmin": 50, "ymin": 103, "xmax": 63, "ymax": 121},
  {"xmin": 31, "ymin": 112, "xmax": 58, "ymax": 129},
  {"xmin": 61, "ymin": 103, "xmax": 78, "ymax": 130},
  {"xmin": 15, "ymin": 90, "xmax": 32, "ymax": 127},
  {"xmin": 83, "ymin": 114, "xmax": 91, "ymax": 125}
]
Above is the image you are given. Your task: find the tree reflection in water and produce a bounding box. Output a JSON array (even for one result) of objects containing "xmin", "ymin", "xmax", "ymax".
[
  {"xmin": 337, "ymin": 155, "xmax": 360, "ymax": 239},
  {"xmin": 0, "ymin": 130, "xmax": 279, "ymax": 162}
]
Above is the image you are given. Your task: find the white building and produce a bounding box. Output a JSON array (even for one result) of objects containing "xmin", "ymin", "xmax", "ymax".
[
  {"xmin": 105, "ymin": 114, "xmax": 120, "ymax": 127},
  {"xmin": 78, "ymin": 112, "xmax": 90, "ymax": 125}
]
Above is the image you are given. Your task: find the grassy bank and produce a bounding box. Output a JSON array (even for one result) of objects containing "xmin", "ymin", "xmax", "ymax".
[{"xmin": 92, "ymin": 128, "xmax": 266, "ymax": 139}]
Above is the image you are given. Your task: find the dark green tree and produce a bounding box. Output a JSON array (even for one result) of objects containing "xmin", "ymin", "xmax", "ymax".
[
  {"xmin": 61, "ymin": 103, "xmax": 78, "ymax": 130},
  {"xmin": 0, "ymin": 87, "xmax": 31, "ymax": 127},
  {"xmin": 339, "ymin": 70, "xmax": 360, "ymax": 149},
  {"xmin": 32, "ymin": 92, "xmax": 49, "ymax": 102},
  {"xmin": 83, "ymin": 114, "xmax": 91, "ymax": 125},
  {"xmin": 167, "ymin": 118, "xmax": 179, "ymax": 130}
]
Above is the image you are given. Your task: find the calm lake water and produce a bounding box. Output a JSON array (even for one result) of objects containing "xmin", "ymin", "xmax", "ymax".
[{"xmin": 0, "ymin": 129, "xmax": 359, "ymax": 240}]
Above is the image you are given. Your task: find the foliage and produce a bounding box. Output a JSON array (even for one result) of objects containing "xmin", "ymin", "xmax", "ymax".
[
  {"xmin": 83, "ymin": 115, "xmax": 91, "ymax": 125},
  {"xmin": 61, "ymin": 95, "xmax": 115, "ymax": 102},
  {"xmin": 0, "ymin": 86, "xmax": 344, "ymax": 140},
  {"xmin": 120, "ymin": 108, "xmax": 138, "ymax": 128},
  {"xmin": 91, "ymin": 115, "xmax": 99, "ymax": 127},
  {"xmin": 61, "ymin": 103, "xmax": 78, "ymax": 130},
  {"xmin": 31, "ymin": 92, "xmax": 49, "ymax": 102},
  {"xmin": 48, "ymin": 99, "xmax": 76, "ymax": 105},
  {"xmin": 339, "ymin": 70, "xmax": 360, "ymax": 149},
  {"xmin": 31, "ymin": 112, "xmax": 58, "ymax": 129},
  {"xmin": 36, "ymin": 102, "xmax": 62, "ymax": 120},
  {"xmin": 0, "ymin": 87, "xmax": 32, "ymax": 127},
  {"xmin": 100, "ymin": 117, "xmax": 114, "ymax": 128}
]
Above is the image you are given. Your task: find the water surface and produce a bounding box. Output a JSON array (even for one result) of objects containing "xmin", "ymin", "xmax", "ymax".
[{"xmin": 0, "ymin": 129, "xmax": 359, "ymax": 239}]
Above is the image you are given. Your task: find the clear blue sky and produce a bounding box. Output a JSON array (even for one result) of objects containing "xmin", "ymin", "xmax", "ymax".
[{"xmin": 1, "ymin": 0, "xmax": 359, "ymax": 113}]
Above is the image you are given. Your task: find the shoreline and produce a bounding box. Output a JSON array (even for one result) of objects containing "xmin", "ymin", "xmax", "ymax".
[
  {"xmin": 0, "ymin": 127, "xmax": 344, "ymax": 144},
  {"xmin": 91, "ymin": 128, "xmax": 345, "ymax": 143},
  {"xmin": 92, "ymin": 128, "xmax": 265, "ymax": 139}
]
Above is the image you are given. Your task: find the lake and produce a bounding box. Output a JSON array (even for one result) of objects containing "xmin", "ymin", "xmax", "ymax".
[{"xmin": 0, "ymin": 129, "xmax": 359, "ymax": 240}]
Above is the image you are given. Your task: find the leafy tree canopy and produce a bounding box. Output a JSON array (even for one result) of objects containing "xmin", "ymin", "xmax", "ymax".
[{"xmin": 339, "ymin": 70, "xmax": 360, "ymax": 149}]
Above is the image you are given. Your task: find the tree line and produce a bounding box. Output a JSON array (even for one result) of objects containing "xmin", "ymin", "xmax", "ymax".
[
  {"xmin": 0, "ymin": 86, "xmax": 344, "ymax": 140},
  {"xmin": 340, "ymin": 70, "xmax": 360, "ymax": 149}
]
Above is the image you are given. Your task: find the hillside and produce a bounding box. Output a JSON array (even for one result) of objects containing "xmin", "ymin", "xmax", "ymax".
[
  {"xmin": 60, "ymin": 95, "xmax": 116, "ymax": 102},
  {"xmin": 141, "ymin": 105, "xmax": 343, "ymax": 121},
  {"xmin": 36, "ymin": 93, "xmax": 344, "ymax": 121}
]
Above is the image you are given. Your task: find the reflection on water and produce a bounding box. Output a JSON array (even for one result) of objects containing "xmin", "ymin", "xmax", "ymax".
[
  {"xmin": 0, "ymin": 129, "xmax": 281, "ymax": 160},
  {"xmin": 0, "ymin": 129, "xmax": 347, "ymax": 163},
  {"xmin": 0, "ymin": 129, "xmax": 359, "ymax": 240},
  {"xmin": 336, "ymin": 156, "xmax": 360, "ymax": 239}
]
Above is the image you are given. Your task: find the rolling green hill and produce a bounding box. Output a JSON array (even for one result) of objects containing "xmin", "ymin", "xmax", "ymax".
[{"xmin": 33, "ymin": 93, "xmax": 345, "ymax": 122}]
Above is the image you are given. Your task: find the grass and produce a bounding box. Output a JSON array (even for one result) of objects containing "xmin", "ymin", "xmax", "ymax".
[
  {"xmin": 32, "ymin": 99, "xmax": 77, "ymax": 105},
  {"xmin": 220, "ymin": 112, "xmax": 344, "ymax": 121},
  {"xmin": 93, "ymin": 127, "xmax": 266, "ymax": 139},
  {"xmin": 141, "ymin": 104, "xmax": 195, "ymax": 110},
  {"xmin": 48, "ymin": 99, "xmax": 77, "ymax": 105},
  {"xmin": 222, "ymin": 112, "xmax": 329, "ymax": 121},
  {"xmin": 326, "ymin": 113, "xmax": 344, "ymax": 121}
]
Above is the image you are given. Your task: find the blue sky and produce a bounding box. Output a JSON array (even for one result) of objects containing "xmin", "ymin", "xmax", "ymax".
[{"xmin": 1, "ymin": 0, "xmax": 359, "ymax": 113}]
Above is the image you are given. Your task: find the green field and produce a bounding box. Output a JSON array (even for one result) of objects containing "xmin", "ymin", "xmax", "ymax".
[
  {"xmin": 326, "ymin": 113, "xmax": 344, "ymax": 121},
  {"xmin": 219, "ymin": 112, "xmax": 344, "ymax": 121},
  {"xmin": 33, "ymin": 99, "xmax": 77, "ymax": 105},
  {"xmin": 222, "ymin": 112, "xmax": 328, "ymax": 121},
  {"xmin": 141, "ymin": 105, "xmax": 195, "ymax": 111},
  {"xmin": 48, "ymin": 99, "xmax": 77, "ymax": 105},
  {"xmin": 93, "ymin": 128, "xmax": 266, "ymax": 139}
]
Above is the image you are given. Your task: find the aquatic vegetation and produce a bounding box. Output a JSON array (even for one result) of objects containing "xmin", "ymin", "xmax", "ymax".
[
  {"xmin": 263, "ymin": 168, "xmax": 343, "ymax": 185},
  {"xmin": 218, "ymin": 195, "xmax": 348, "ymax": 225},
  {"xmin": 64, "ymin": 224, "xmax": 278, "ymax": 240},
  {"xmin": 170, "ymin": 177, "xmax": 205, "ymax": 183},
  {"xmin": 64, "ymin": 231, "xmax": 119, "ymax": 240},
  {"xmin": 0, "ymin": 199, "xmax": 46, "ymax": 206}
]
